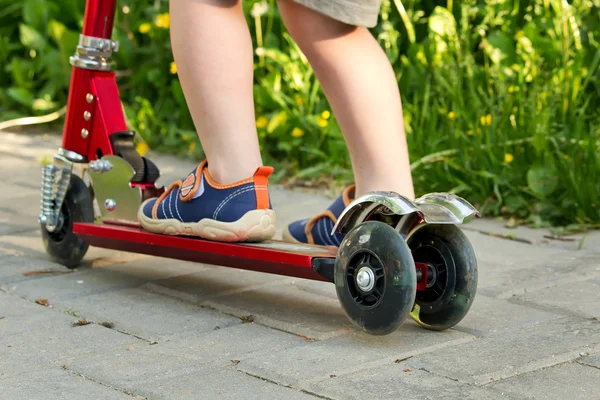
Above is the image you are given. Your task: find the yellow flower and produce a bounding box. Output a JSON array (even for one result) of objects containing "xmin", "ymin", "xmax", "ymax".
[
  {"xmin": 321, "ymin": 110, "xmax": 331, "ymax": 120},
  {"xmin": 138, "ymin": 23, "xmax": 151, "ymax": 34},
  {"xmin": 294, "ymin": 96, "xmax": 304, "ymax": 106},
  {"xmin": 504, "ymin": 153, "xmax": 514, "ymax": 163},
  {"xmin": 480, "ymin": 114, "xmax": 492, "ymax": 126},
  {"xmin": 291, "ymin": 127, "xmax": 304, "ymax": 138},
  {"xmin": 170, "ymin": 61, "xmax": 177, "ymax": 74},
  {"xmin": 136, "ymin": 142, "xmax": 149, "ymax": 157},
  {"xmin": 256, "ymin": 116, "xmax": 268, "ymax": 128},
  {"xmin": 318, "ymin": 118, "xmax": 328, "ymax": 127},
  {"xmin": 447, "ymin": 111, "xmax": 457, "ymax": 120},
  {"xmin": 155, "ymin": 13, "xmax": 170, "ymax": 29},
  {"xmin": 467, "ymin": 130, "xmax": 473, "ymax": 136}
]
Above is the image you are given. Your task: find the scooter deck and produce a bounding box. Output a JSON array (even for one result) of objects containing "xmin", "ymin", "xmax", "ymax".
[{"xmin": 73, "ymin": 222, "xmax": 338, "ymax": 282}]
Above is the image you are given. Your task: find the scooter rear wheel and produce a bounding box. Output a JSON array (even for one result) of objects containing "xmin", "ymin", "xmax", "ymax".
[
  {"xmin": 408, "ymin": 224, "xmax": 478, "ymax": 331},
  {"xmin": 335, "ymin": 221, "xmax": 416, "ymax": 335},
  {"xmin": 41, "ymin": 174, "xmax": 94, "ymax": 268}
]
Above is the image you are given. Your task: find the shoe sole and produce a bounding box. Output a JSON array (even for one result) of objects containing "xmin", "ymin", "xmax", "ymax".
[
  {"xmin": 281, "ymin": 225, "xmax": 301, "ymax": 243},
  {"xmin": 138, "ymin": 199, "xmax": 276, "ymax": 243}
]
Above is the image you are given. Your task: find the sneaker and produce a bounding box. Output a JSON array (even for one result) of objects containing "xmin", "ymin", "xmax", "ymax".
[
  {"xmin": 283, "ymin": 185, "xmax": 355, "ymax": 246},
  {"xmin": 138, "ymin": 161, "xmax": 276, "ymax": 242}
]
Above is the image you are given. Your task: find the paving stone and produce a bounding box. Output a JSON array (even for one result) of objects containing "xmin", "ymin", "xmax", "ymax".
[
  {"xmin": 405, "ymin": 317, "xmax": 600, "ymax": 385},
  {"xmin": 1, "ymin": 366, "xmax": 133, "ymax": 400},
  {"xmin": 0, "ymin": 153, "xmax": 47, "ymax": 187},
  {"xmin": 577, "ymin": 352, "xmax": 600, "ymax": 369},
  {"xmin": 135, "ymin": 368, "xmax": 316, "ymax": 400},
  {"xmin": 237, "ymin": 323, "xmax": 474, "ymax": 387},
  {"xmin": 466, "ymin": 232, "xmax": 600, "ymax": 298},
  {"xmin": 202, "ymin": 279, "xmax": 355, "ymax": 340},
  {"xmin": 465, "ymin": 218, "xmax": 600, "ymax": 252},
  {"xmin": 511, "ymin": 278, "xmax": 600, "ymax": 319},
  {"xmin": 2, "ymin": 267, "xmax": 147, "ymax": 307},
  {"xmin": 489, "ymin": 362, "xmax": 600, "ymax": 400},
  {"xmin": 456, "ymin": 294, "xmax": 560, "ymax": 336},
  {"xmin": 98, "ymin": 255, "xmax": 210, "ymax": 282},
  {"xmin": 306, "ymin": 365, "xmax": 517, "ymax": 400},
  {"xmin": 67, "ymin": 323, "xmax": 306, "ymax": 389},
  {"xmin": 0, "ymin": 251, "xmax": 66, "ymax": 285},
  {"xmin": 65, "ymin": 287, "xmax": 241, "ymax": 341},
  {"xmin": 1, "ymin": 314, "xmax": 143, "ymax": 363},
  {"xmin": 0, "ymin": 201, "xmax": 38, "ymax": 235},
  {"xmin": 0, "ymin": 289, "xmax": 48, "ymax": 319},
  {"xmin": 145, "ymin": 265, "xmax": 292, "ymax": 304}
]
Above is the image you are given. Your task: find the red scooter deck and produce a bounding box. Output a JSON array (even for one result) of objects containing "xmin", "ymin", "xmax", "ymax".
[{"xmin": 73, "ymin": 223, "xmax": 338, "ymax": 282}]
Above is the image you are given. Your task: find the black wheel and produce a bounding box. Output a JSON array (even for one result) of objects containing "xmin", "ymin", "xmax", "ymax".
[
  {"xmin": 335, "ymin": 221, "xmax": 416, "ymax": 335},
  {"xmin": 408, "ymin": 224, "xmax": 477, "ymax": 331},
  {"xmin": 41, "ymin": 174, "xmax": 94, "ymax": 268}
]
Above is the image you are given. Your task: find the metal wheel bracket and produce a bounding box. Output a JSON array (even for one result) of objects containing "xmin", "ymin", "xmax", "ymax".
[
  {"xmin": 332, "ymin": 191, "xmax": 481, "ymax": 236},
  {"xmin": 39, "ymin": 150, "xmax": 78, "ymax": 231},
  {"xmin": 88, "ymin": 155, "xmax": 142, "ymax": 224}
]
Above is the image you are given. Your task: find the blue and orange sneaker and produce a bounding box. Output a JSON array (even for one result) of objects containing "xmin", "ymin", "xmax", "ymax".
[
  {"xmin": 283, "ymin": 185, "xmax": 355, "ymax": 246},
  {"xmin": 138, "ymin": 161, "xmax": 276, "ymax": 242}
]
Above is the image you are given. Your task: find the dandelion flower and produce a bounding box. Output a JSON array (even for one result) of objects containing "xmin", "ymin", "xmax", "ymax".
[
  {"xmin": 318, "ymin": 118, "xmax": 328, "ymax": 127},
  {"xmin": 155, "ymin": 13, "xmax": 170, "ymax": 29},
  {"xmin": 136, "ymin": 142, "xmax": 149, "ymax": 156},
  {"xmin": 321, "ymin": 110, "xmax": 331, "ymax": 120},
  {"xmin": 256, "ymin": 116, "xmax": 268, "ymax": 128},
  {"xmin": 291, "ymin": 127, "xmax": 304, "ymax": 138},
  {"xmin": 170, "ymin": 62, "xmax": 177, "ymax": 74},
  {"xmin": 138, "ymin": 23, "xmax": 151, "ymax": 34},
  {"xmin": 504, "ymin": 153, "xmax": 514, "ymax": 163},
  {"xmin": 447, "ymin": 111, "xmax": 456, "ymax": 120}
]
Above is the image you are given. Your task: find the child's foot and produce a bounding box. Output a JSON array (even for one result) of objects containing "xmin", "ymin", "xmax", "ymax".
[
  {"xmin": 283, "ymin": 185, "xmax": 355, "ymax": 246},
  {"xmin": 138, "ymin": 161, "xmax": 276, "ymax": 242}
]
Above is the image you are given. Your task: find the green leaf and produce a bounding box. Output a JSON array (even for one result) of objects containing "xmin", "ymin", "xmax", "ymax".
[
  {"xmin": 170, "ymin": 80, "xmax": 187, "ymax": 109},
  {"xmin": 7, "ymin": 87, "xmax": 34, "ymax": 107},
  {"xmin": 504, "ymin": 195, "xmax": 528, "ymax": 216},
  {"xmin": 267, "ymin": 111, "xmax": 287, "ymax": 133},
  {"xmin": 527, "ymin": 165, "xmax": 558, "ymax": 198},
  {"xmin": 428, "ymin": 6, "xmax": 456, "ymax": 38},
  {"xmin": 19, "ymin": 24, "xmax": 47, "ymax": 50},
  {"xmin": 485, "ymin": 32, "xmax": 516, "ymax": 66}
]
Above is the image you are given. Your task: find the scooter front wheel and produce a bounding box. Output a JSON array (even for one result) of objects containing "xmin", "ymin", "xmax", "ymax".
[
  {"xmin": 335, "ymin": 221, "xmax": 416, "ymax": 335},
  {"xmin": 41, "ymin": 174, "xmax": 94, "ymax": 268}
]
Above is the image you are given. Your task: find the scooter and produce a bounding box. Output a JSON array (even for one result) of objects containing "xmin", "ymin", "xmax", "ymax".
[{"xmin": 38, "ymin": 0, "xmax": 480, "ymax": 336}]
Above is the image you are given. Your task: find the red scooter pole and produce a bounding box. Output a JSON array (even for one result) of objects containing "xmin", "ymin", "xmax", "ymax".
[{"xmin": 61, "ymin": 0, "xmax": 127, "ymax": 161}]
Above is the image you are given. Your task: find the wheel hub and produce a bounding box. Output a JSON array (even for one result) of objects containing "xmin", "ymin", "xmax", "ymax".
[{"xmin": 356, "ymin": 266, "xmax": 375, "ymax": 292}]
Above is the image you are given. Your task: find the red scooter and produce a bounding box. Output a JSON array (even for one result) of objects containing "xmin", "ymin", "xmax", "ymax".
[{"xmin": 39, "ymin": 0, "xmax": 480, "ymax": 336}]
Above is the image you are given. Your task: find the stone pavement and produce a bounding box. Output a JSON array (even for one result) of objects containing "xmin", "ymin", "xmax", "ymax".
[{"xmin": 1, "ymin": 132, "xmax": 599, "ymax": 399}]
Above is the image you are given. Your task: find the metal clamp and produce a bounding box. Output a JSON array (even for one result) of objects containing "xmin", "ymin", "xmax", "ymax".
[
  {"xmin": 88, "ymin": 159, "xmax": 113, "ymax": 173},
  {"xmin": 69, "ymin": 34, "xmax": 119, "ymax": 71}
]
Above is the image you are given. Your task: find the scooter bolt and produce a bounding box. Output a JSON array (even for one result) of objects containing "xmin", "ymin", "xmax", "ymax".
[
  {"xmin": 83, "ymin": 111, "xmax": 91, "ymax": 121},
  {"xmin": 356, "ymin": 266, "xmax": 375, "ymax": 292},
  {"xmin": 105, "ymin": 199, "xmax": 116, "ymax": 211},
  {"xmin": 81, "ymin": 129, "xmax": 89, "ymax": 139},
  {"xmin": 86, "ymin": 93, "xmax": 94, "ymax": 103}
]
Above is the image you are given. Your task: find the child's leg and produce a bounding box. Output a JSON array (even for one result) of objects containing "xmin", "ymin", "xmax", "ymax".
[
  {"xmin": 278, "ymin": 0, "xmax": 414, "ymax": 199},
  {"xmin": 280, "ymin": 0, "xmax": 415, "ymax": 245},
  {"xmin": 170, "ymin": 0, "xmax": 262, "ymax": 184},
  {"xmin": 138, "ymin": 0, "xmax": 275, "ymax": 242}
]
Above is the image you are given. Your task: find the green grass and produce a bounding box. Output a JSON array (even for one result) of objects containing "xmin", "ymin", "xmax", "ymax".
[{"xmin": 1, "ymin": 0, "xmax": 599, "ymax": 227}]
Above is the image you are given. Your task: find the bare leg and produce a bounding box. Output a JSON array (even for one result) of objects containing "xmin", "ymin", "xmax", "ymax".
[
  {"xmin": 170, "ymin": 0, "xmax": 262, "ymax": 184},
  {"xmin": 278, "ymin": 0, "xmax": 415, "ymax": 198}
]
